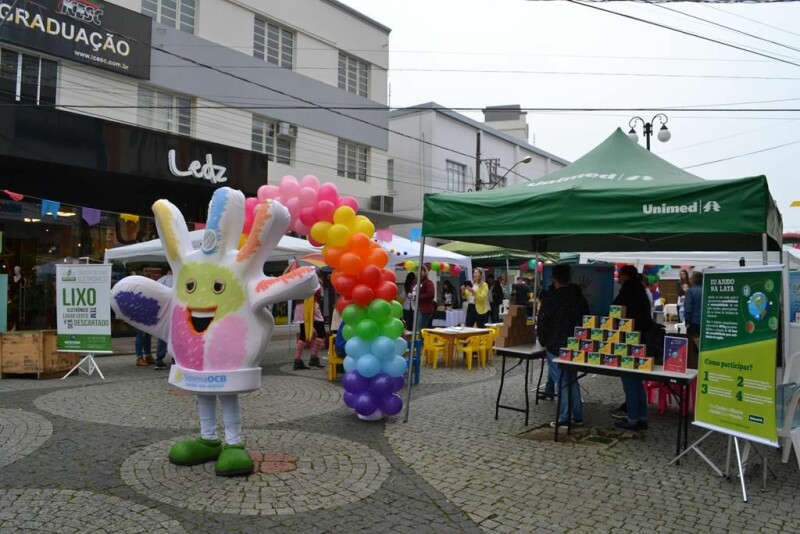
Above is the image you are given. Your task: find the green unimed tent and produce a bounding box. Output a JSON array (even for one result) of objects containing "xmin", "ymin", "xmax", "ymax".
[{"xmin": 422, "ymin": 129, "xmax": 783, "ymax": 253}]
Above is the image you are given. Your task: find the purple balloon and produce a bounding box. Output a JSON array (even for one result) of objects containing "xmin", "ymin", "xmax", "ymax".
[
  {"xmin": 369, "ymin": 373, "xmax": 394, "ymax": 397},
  {"xmin": 354, "ymin": 392, "xmax": 378, "ymax": 416},
  {"xmin": 342, "ymin": 371, "xmax": 370, "ymax": 394},
  {"xmin": 343, "ymin": 391, "xmax": 357, "ymax": 408},
  {"xmin": 392, "ymin": 376, "xmax": 405, "ymax": 393},
  {"xmin": 380, "ymin": 394, "xmax": 403, "ymax": 416}
]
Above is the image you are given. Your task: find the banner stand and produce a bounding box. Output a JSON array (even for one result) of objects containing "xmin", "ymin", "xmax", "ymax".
[
  {"xmin": 62, "ymin": 353, "xmax": 106, "ymax": 380},
  {"xmin": 669, "ymin": 430, "xmax": 724, "ymax": 475}
]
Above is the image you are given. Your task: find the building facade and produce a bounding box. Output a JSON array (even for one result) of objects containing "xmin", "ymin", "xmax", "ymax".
[{"xmin": 0, "ymin": 0, "xmax": 392, "ymax": 330}]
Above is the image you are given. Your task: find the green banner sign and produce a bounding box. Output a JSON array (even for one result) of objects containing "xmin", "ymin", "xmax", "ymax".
[
  {"xmin": 694, "ymin": 266, "xmax": 781, "ymax": 446},
  {"xmin": 56, "ymin": 264, "xmax": 112, "ymax": 353}
]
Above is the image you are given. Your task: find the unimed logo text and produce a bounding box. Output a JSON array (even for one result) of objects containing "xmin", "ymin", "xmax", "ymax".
[{"xmin": 642, "ymin": 201, "xmax": 721, "ymax": 215}]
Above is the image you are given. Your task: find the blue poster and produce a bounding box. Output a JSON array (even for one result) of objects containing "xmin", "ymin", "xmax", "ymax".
[
  {"xmin": 542, "ymin": 264, "xmax": 615, "ymax": 316},
  {"xmin": 789, "ymin": 271, "xmax": 800, "ymax": 323}
]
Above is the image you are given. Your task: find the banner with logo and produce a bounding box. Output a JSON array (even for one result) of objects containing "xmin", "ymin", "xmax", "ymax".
[
  {"xmin": 0, "ymin": 0, "xmax": 152, "ymax": 79},
  {"xmin": 56, "ymin": 264, "xmax": 112, "ymax": 353},
  {"xmin": 694, "ymin": 265, "xmax": 782, "ymax": 446}
]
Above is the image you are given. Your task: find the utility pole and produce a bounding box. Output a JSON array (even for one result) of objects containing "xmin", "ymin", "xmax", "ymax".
[{"xmin": 475, "ymin": 131, "xmax": 482, "ymax": 191}]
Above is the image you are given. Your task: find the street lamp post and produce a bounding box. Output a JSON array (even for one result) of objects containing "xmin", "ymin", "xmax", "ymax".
[
  {"xmin": 627, "ymin": 114, "xmax": 671, "ymax": 151},
  {"xmin": 485, "ymin": 156, "xmax": 533, "ymax": 190}
]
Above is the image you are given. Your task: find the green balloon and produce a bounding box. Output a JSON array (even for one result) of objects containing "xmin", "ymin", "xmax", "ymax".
[
  {"xmin": 342, "ymin": 304, "xmax": 366, "ymax": 326},
  {"xmin": 342, "ymin": 324, "xmax": 356, "ymax": 340},
  {"xmin": 367, "ymin": 299, "xmax": 392, "ymax": 322},
  {"xmin": 355, "ymin": 318, "xmax": 380, "ymax": 340},
  {"xmin": 381, "ymin": 318, "xmax": 405, "ymax": 339},
  {"xmin": 431, "ymin": 261, "xmax": 440, "ymax": 271},
  {"xmin": 390, "ymin": 300, "xmax": 403, "ymax": 319}
]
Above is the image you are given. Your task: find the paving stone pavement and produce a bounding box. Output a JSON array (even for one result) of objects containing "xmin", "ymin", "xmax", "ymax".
[{"xmin": 0, "ymin": 336, "xmax": 798, "ymax": 532}]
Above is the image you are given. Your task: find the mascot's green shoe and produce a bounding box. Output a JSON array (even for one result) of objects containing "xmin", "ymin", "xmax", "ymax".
[
  {"xmin": 215, "ymin": 443, "xmax": 254, "ymax": 477},
  {"xmin": 168, "ymin": 437, "xmax": 223, "ymax": 466}
]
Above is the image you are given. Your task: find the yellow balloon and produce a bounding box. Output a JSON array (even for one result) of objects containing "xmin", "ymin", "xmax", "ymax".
[
  {"xmin": 404, "ymin": 260, "xmax": 415, "ymax": 271},
  {"xmin": 353, "ymin": 217, "xmax": 375, "ymax": 238},
  {"xmin": 310, "ymin": 221, "xmax": 332, "ymax": 244},
  {"xmin": 328, "ymin": 223, "xmax": 351, "ymax": 247},
  {"xmin": 237, "ymin": 233, "xmax": 248, "ymax": 250},
  {"xmin": 442, "ymin": 263, "xmax": 451, "ymax": 272},
  {"xmin": 333, "ymin": 206, "xmax": 357, "ymax": 227}
]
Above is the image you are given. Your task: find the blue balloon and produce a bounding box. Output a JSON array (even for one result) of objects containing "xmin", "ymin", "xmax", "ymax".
[
  {"xmin": 392, "ymin": 375, "xmax": 405, "ymax": 392},
  {"xmin": 345, "ymin": 337, "xmax": 369, "ymax": 358},
  {"xmin": 394, "ymin": 337, "xmax": 408, "ymax": 356},
  {"xmin": 371, "ymin": 336, "xmax": 396, "ymax": 360},
  {"xmin": 369, "ymin": 373, "xmax": 394, "ymax": 397},
  {"xmin": 342, "ymin": 371, "xmax": 370, "ymax": 394},
  {"xmin": 343, "ymin": 356, "xmax": 357, "ymax": 372},
  {"xmin": 383, "ymin": 355, "xmax": 408, "ymax": 377},
  {"xmin": 357, "ymin": 354, "xmax": 381, "ymax": 378},
  {"xmin": 343, "ymin": 391, "xmax": 357, "ymax": 408},
  {"xmin": 379, "ymin": 394, "xmax": 403, "ymax": 416},
  {"xmin": 354, "ymin": 392, "xmax": 378, "ymax": 416}
]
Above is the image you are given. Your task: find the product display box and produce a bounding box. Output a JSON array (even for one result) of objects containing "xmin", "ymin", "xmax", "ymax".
[
  {"xmin": 629, "ymin": 344, "xmax": 647, "ymax": 358},
  {"xmin": 625, "ymin": 331, "xmax": 641, "ymax": 345},
  {"xmin": 601, "ymin": 354, "xmax": 620, "ymax": 367},
  {"xmin": 579, "ymin": 339, "xmax": 598, "ymax": 353},
  {"xmin": 614, "ymin": 343, "xmax": 629, "ymax": 356},
  {"xmin": 618, "ymin": 318, "xmax": 635, "ymax": 332},
  {"xmin": 663, "ymin": 336, "xmax": 688, "ymax": 374},
  {"xmin": 620, "ymin": 356, "xmax": 635, "ymax": 369},
  {"xmin": 590, "ymin": 328, "xmax": 607, "ymax": 342},
  {"xmin": 582, "ymin": 315, "xmax": 598, "ymax": 328},
  {"xmin": 571, "ymin": 350, "xmax": 586, "ymax": 363},
  {"xmin": 598, "ymin": 341, "xmax": 613, "ymax": 354},
  {"xmin": 588, "ymin": 352, "xmax": 602, "ymax": 365},
  {"xmin": 567, "ymin": 337, "xmax": 580, "ymax": 351},
  {"xmin": 635, "ymin": 357, "xmax": 654, "ymax": 371},
  {"xmin": 558, "ymin": 348, "xmax": 573, "ymax": 360},
  {"xmin": 574, "ymin": 327, "xmax": 590, "ymax": 340},
  {"xmin": 608, "ymin": 305, "xmax": 627, "ymax": 319},
  {"xmin": 606, "ymin": 330, "xmax": 622, "ymax": 343},
  {"xmin": 600, "ymin": 316, "xmax": 618, "ymax": 330}
]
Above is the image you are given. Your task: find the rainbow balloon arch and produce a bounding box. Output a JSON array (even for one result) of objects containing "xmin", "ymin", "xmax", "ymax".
[{"xmin": 252, "ymin": 175, "xmax": 408, "ymax": 420}]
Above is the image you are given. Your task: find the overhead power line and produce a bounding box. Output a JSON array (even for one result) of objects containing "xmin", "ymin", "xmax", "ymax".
[{"xmin": 684, "ymin": 138, "xmax": 800, "ymax": 169}]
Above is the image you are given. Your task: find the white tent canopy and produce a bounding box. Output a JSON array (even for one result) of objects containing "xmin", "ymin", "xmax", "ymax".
[
  {"xmin": 377, "ymin": 234, "xmax": 472, "ymax": 274},
  {"xmin": 104, "ymin": 230, "xmax": 317, "ymax": 264},
  {"xmin": 579, "ymin": 250, "xmax": 782, "ymax": 271}
]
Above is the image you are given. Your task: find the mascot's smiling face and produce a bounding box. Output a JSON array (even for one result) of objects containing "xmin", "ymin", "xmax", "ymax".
[{"xmin": 177, "ymin": 262, "xmax": 245, "ymax": 335}]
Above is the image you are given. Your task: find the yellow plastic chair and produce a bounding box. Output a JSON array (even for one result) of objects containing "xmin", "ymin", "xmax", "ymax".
[
  {"xmin": 478, "ymin": 331, "xmax": 496, "ymax": 366},
  {"xmin": 455, "ymin": 335, "xmax": 483, "ymax": 370},
  {"xmin": 327, "ymin": 333, "xmax": 345, "ymax": 382},
  {"xmin": 421, "ymin": 329, "xmax": 446, "ymax": 369}
]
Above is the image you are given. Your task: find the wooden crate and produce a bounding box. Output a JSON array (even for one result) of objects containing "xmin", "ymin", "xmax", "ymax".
[{"xmin": 0, "ymin": 330, "xmax": 79, "ymax": 379}]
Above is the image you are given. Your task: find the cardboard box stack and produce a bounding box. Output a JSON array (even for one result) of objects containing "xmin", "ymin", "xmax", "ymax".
[
  {"xmin": 495, "ymin": 305, "xmax": 535, "ymax": 348},
  {"xmin": 559, "ymin": 309, "xmax": 653, "ymax": 371}
]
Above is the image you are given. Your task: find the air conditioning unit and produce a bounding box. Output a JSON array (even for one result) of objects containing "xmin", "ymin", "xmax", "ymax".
[
  {"xmin": 277, "ymin": 121, "xmax": 297, "ymax": 138},
  {"xmin": 370, "ymin": 195, "xmax": 394, "ymax": 213}
]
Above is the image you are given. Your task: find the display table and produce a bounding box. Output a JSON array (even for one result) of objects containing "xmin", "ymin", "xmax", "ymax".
[
  {"xmin": 432, "ymin": 327, "xmax": 490, "ymax": 367},
  {"xmin": 554, "ymin": 360, "xmax": 698, "ymax": 456},
  {"xmin": 432, "ymin": 309, "xmax": 466, "ymax": 328},
  {"xmin": 494, "ymin": 343, "xmax": 548, "ymax": 426}
]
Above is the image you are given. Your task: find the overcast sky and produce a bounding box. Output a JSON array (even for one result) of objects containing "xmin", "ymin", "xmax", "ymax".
[{"xmin": 341, "ymin": 0, "xmax": 800, "ymax": 232}]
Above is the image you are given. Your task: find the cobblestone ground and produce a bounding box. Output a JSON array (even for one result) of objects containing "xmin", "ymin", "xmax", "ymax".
[{"xmin": 1, "ymin": 338, "xmax": 799, "ymax": 532}]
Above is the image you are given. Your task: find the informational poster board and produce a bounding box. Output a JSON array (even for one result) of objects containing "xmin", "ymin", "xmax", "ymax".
[
  {"xmin": 788, "ymin": 271, "xmax": 800, "ymax": 323},
  {"xmin": 56, "ymin": 264, "xmax": 112, "ymax": 353},
  {"xmin": 542, "ymin": 264, "xmax": 615, "ymax": 316},
  {"xmin": 694, "ymin": 266, "xmax": 782, "ymax": 446}
]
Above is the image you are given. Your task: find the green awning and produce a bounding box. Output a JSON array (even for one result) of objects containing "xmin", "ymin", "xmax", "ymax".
[{"xmin": 422, "ymin": 129, "xmax": 782, "ymax": 253}]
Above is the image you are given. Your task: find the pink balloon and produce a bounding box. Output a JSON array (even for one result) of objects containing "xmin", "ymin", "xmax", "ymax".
[
  {"xmin": 294, "ymin": 221, "xmax": 310, "ymax": 236},
  {"xmin": 279, "ymin": 175, "xmax": 300, "ymax": 199},
  {"xmin": 315, "ymin": 200, "xmax": 336, "ymax": 222},
  {"xmin": 452, "ymin": 265, "xmax": 462, "ymax": 276},
  {"xmin": 284, "ymin": 197, "xmax": 299, "ymax": 215},
  {"xmin": 317, "ymin": 182, "xmax": 339, "ymax": 204},
  {"xmin": 299, "ymin": 175, "xmax": 320, "ymax": 191},
  {"xmin": 299, "ymin": 206, "xmax": 317, "ymax": 226},
  {"xmin": 338, "ymin": 196, "xmax": 359, "ymax": 212},
  {"xmin": 243, "ymin": 197, "xmax": 260, "ymax": 234},
  {"xmin": 298, "ymin": 186, "xmax": 318, "ymax": 208},
  {"xmin": 308, "ymin": 236, "xmax": 323, "ymax": 247},
  {"xmin": 257, "ymin": 184, "xmax": 280, "ymax": 201}
]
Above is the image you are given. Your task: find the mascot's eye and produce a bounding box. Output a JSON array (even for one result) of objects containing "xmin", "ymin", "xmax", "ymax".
[
  {"xmin": 213, "ymin": 279, "xmax": 226, "ymax": 294},
  {"xmin": 186, "ymin": 279, "xmax": 197, "ymax": 293}
]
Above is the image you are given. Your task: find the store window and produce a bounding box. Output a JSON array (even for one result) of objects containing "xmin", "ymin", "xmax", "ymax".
[
  {"xmin": 337, "ymin": 139, "xmax": 368, "ymax": 181},
  {"xmin": 338, "ymin": 52, "xmax": 368, "ymax": 97},
  {"xmin": 254, "ymin": 18, "xmax": 293, "ymax": 69},
  {"xmin": 446, "ymin": 160, "xmax": 467, "ymax": 192},
  {"xmin": 142, "ymin": 0, "xmax": 196, "ymax": 34},
  {"xmin": 137, "ymin": 86, "xmax": 192, "ymax": 136},
  {"xmin": 0, "ymin": 49, "xmax": 57, "ymax": 106},
  {"xmin": 251, "ymin": 117, "xmax": 292, "ymax": 165}
]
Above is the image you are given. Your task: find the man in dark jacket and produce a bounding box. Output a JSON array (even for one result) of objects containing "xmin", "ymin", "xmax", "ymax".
[
  {"xmin": 537, "ymin": 264, "xmax": 590, "ymax": 426},
  {"xmin": 488, "ymin": 274, "xmax": 505, "ymax": 323}
]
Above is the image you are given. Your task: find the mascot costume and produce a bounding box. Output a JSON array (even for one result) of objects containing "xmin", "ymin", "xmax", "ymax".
[{"xmin": 111, "ymin": 187, "xmax": 318, "ymax": 476}]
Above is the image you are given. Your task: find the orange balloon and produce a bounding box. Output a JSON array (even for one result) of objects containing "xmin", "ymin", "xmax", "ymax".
[
  {"xmin": 365, "ymin": 247, "xmax": 389, "ymax": 268},
  {"xmin": 348, "ymin": 233, "xmax": 372, "ymax": 255},
  {"xmin": 340, "ymin": 252, "xmax": 364, "ymax": 276},
  {"xmin": 322, "ymin": 246, "xmax": 345, "ymax": 268}
]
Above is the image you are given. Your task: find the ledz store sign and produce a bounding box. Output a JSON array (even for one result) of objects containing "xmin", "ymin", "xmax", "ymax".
[{"xmin": 0, "ymin": 0, "xmax": 151, "ymax": 79}]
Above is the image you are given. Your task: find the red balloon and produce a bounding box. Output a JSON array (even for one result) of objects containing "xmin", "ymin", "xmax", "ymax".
[
  {"xmin": 299, "ymin": 206, "xmax": 317, "ymax": 226},
  {"xmin": 375, "ymin": 280, "xmax": 398, "ymax": 301},
  {"xmin": 336, "ymin": 296, "xmax": 352, "ymax": 314},
  {"xmin": 351, "ymin": 284, "xmax": 375, "ymax": 307},
  {"xmin": 360, "ymin": 265, "xmax": 382, "ymax": 288},
  {"xmin": 379, "ymin": 269, "xmax": 396, "ymax": 284},
  {"xmin": 332, "ymin": 273, "xmax": 358, "ymax": 298}
]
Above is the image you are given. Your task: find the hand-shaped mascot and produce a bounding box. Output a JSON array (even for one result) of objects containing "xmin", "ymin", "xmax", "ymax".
[{"xmin": 111, "ymin": 187, "xmax": 318, "ymax": 476}]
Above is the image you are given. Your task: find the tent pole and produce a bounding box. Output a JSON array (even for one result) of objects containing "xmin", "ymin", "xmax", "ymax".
[
  {"xmin": 505, "ymin": 256, "xmax": 510, "ymax": 299},
  {"xmin": 762, "ymin": 233, "xmax": 768, "ymax": 265},
  {"xmin": 403, "ymin": 237, "xmax": 426, "ymax": 423}
]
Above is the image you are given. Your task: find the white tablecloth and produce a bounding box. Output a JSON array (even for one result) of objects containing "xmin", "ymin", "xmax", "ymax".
[{"xmin": 432, "ymin": 309, "xmax": 466, "ymax": 327}]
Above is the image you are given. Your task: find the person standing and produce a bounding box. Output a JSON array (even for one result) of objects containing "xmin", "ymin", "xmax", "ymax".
[
  {"xmin": 132, "ymin": 268, "xmax": 154, "ymax": 367},
  {"xmin": 416, "ymin": 266, "xmax": 436, "ymax": 332},
  {"xmin": 401, "ymin": 272, "xmax": 417, "ymax": 331},
  {"xmin": 512, "ymin": 277, "xmax": 530, "ymax": 307},
  {"xmin": 154, "ymin": 269, "xmax": 174, "ymax": 370},
  {"xmin": 293, "ymin": 278, "xmax": 326, "ymax": 370},
  {"xmin": 683, "ymin": 271, "xmax": 703, "ymax": 366},
  {"xmin": 489, "ymin": 274, "xmax": 505, "ymax": 323},
  {"xmin": 676, "ymin": 269, "xmax": 690, "ymax": 299},
  {"xmin": 442, "ymin": 280, "xmax": 458, "ymax": 310},
  {"xmin": 462, "ymin": 268, "xmax": 489, "ymax": 328},
  {"xmin": 537, "ymin": 264, "xmax": 589, "ymax": 426}
]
